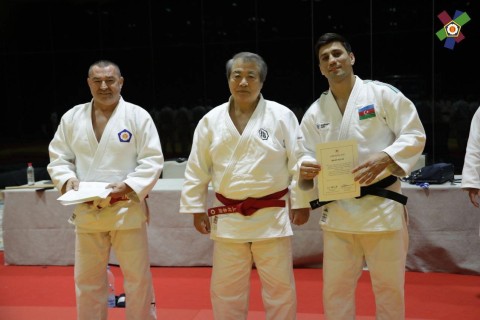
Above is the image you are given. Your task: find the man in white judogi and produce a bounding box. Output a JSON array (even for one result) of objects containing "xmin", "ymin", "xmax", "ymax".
[
  {"xmin": 461, "ymin": 106, "xmax": 480, "ymax": 234},
  {"xmin": 179, "ymin": 52, "xmax": 309, "ymax": 320},
  {"xmin": 292, "ymin": 33, "xmax": 426, "ymax": 320},
  {"xmin": 48, "ymin": 60, "xmax": 163, "ymax": 320}
]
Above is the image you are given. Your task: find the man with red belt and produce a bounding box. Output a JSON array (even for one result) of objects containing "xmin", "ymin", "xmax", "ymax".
[{"xmin": 179, "ymin": 52, "xmax": 309, "ymax": 320}]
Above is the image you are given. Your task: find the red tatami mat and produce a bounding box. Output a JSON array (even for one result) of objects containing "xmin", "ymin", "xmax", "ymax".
[{"xmin": 1, "ymin": 251, "xmax": 480, "ymax": 319}]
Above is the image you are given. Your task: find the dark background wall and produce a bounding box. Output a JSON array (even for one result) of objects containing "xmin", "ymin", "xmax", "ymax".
[{"xmin": 1, "ymin": 0, "xmax": 478, "ymax": 175}]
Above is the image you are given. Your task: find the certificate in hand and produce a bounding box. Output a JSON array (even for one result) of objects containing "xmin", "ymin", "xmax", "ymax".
[
  {"xmin": 57, "ymin": 182, "xmax": 112, "ymax": 206},
  {"xmin": 316, "ymin": 140, "xmax": 360, "ymax": 201}
]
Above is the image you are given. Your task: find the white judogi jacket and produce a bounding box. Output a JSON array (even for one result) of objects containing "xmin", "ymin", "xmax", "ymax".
[
  {"xmin": 180, "ymin": 95, "xmax": 300, "ymax": 241},
  {"xmin": 48, "ymin": 97, "xmax": 164, "ymax": 232},
  {"xmin": 461, "ymin": 106, "xmax": 480, "ymax": 236},
  {"xmin": 296, "ymin": 76, "xmax": 426, "ymax": 233},
  {"xmin": 461, "ymin": 106, "xmax": 480, "ymax": 189}
]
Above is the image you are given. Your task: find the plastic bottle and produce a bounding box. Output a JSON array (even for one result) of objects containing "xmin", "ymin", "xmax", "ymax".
[
  {"xmin": 27, "ymin": 163, "xmax": 35, "ymax": 185},
  {"xmin": 107, "ymin": 265, "xmax": 116, "ymax": 308}
]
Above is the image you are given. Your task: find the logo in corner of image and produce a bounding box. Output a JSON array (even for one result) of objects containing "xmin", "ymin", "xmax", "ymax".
[{"xmin": 436, "ymin": 10, "xmax": 471, "ymax": 50}]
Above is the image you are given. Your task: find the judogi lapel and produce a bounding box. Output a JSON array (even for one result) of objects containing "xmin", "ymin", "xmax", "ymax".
[
  {"xmin": 217, "ymin": 97, "xmax": 265, "ymax": 192},
  {"xmin": 338, "ymin": 79, "xmax": 361, "ymax": 140},
  {"xmin": 84, "ymin": 101, "xmax": 123, "ymax": 181}
]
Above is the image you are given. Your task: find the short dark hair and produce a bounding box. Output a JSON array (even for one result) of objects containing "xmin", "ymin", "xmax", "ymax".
[
  {"xmin": 88, "ymin": 60, "xmax": 122, "ymax": 77},
  {"xmin": 314, "ymin": 33, "xmax": 352, "ymax": 59},
  {"xmin": 226, "ymin": 52, "xmax": 268, "ymax": 83}
]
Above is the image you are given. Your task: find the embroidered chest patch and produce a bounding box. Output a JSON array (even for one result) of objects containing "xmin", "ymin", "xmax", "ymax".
[
  {"xmin": 118, "ymin": 129, "xmax": 133, "ymax": 142},
  {"xmin": 258, "ymin": 128, "xmax": 269, "ymax": 140},
  {"xmin": 358, "ymin": 104, "xmax": 376, "ymax": 120},
  {"xmin": 317, "ymin": 122, "xmax": 330, "ymax": 130}
]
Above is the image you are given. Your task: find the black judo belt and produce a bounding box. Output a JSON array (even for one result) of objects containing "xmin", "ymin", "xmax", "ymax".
[{"xmin": 309, "ymin": 175, "xmax": 408, "ymax": 210}]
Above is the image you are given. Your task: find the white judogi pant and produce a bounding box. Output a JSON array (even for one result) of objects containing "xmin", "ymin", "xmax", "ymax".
[
  {"xmin": 74, "ymin": 223, "xmax": 157, "ymax": 320},
  {"xmin": 211, "ymin": 237, "xmax": 297, "ymax": 320},
  {"xmin": 322, "ymin": 224, "xmax": 408, "ymax": 320}
]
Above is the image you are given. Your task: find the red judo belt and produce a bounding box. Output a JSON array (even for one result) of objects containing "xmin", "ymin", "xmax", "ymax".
[{"xmin": 208, "ymin": 188, "xmax": 289, "ymax": 217}]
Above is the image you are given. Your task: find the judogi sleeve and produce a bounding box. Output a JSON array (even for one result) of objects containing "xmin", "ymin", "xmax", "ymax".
[
  {"xmin": 381, "ymin": 91, "xmax": 426, "ymax": 176},
  {"xmin": 180, "ymin": 115, "xmax": 212, "ymax": 213},
  {"xmin": 123, "ymin": 109, "xmax": 164, "ymax": 201},
  {"xmin": 462, "ymin": 106, "xmax": 480, "ymax": 189},
  {"xmin": 48, "ymin": 108, "xmax": 79, "ymax": 191},
  {"xmin": 292, "ymin": 106, "xmax": 320, "ymax": 206}
]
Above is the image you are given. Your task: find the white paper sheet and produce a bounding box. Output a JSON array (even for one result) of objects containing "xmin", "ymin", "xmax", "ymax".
[
  {"xmin": 316, "ymin": 139, "xmax": 360, "ymax": 201},
  {"xmin": 57, "ymin": 182, "xmax": 112, "ymax": 206}
]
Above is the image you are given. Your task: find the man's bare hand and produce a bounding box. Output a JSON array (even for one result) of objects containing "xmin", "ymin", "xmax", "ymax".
[
  {"xmin": 106, "ymin": 182, "xmax": 133, "ymax": 199},
  {"xmin": 353, "ymin": 152, "xmax": 393, "ymax": 185},
  {"xmin": 62, "ymin": 178, "xmax": 79, "ymax": 194},
  {"xmin": 466, "ymin": 188, "xmax": 480, "ymax": 208},
  {"xmin": 193, "ymin": 213, "xmax": 211, "ymax": 234},
  {"xmin": 290, "ymin": 208, "xmax": 310, "ymax": 225},
  {"xmin": 300, "ymin": 161, "xmax": 321, "ymax": 180}
]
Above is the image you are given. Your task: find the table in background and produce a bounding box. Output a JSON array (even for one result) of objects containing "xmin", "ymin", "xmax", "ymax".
[
  {"xmin": 2, "ymin": 177, "xmax": 480, "ymax": 275},
  {"xmin": 401, "ymin": 177, "xmax": 480, "ymax": 274},
  {"xmin": 1, "ymin": 179, "xmax": 322, "ymax": 267}
]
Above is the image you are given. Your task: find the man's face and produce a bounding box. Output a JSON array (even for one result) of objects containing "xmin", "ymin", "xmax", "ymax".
[
  {"xmin": 228, "ymin": 59, "xmax": 263, "ymax": 105},
  {"xmin": 318, "ymin": 41, "xmax": 355, "ymax": 82},
  {"xmin": 87, "ymin": 65, "xmax": 124, "ymax": 108}
]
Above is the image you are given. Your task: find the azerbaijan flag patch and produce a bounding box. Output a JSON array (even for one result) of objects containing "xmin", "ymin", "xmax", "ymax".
[{"xmin": 358, "ymin": 104, "xmax": 376, "ymax": 120}]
